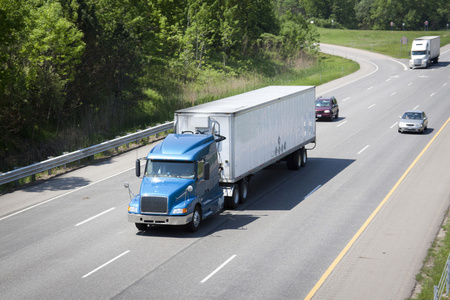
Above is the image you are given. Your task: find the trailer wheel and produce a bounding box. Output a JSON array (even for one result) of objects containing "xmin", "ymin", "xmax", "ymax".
[
  {"xmin": 239, "ymin": 178, "xmax": 249, "ymax": 203},
  {"xmin": 300, "ymin": 148, "xmax": 307, "ymax": 167},
  {"xmin": 289, "ymin": 150, "xmax": 302, "ymax": 170},
  {"xmin": 186, "ymin": 205, "xmax": 201, "ymax": 232},
  {"xmin": 226, "ymin": 184, "xmax": 240, "ymax": 209},
  {"xmin": 135, "ymin": 223, "xmax": 148, "ymax": 231}
]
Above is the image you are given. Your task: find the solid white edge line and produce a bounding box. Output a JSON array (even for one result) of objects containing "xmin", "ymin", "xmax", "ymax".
[
  {"xmin": 317, "ymin": 47, "xmax": 379, "ymax": 95},
  {"xmin": 358, "ymin": 145, "xmax": 370, "ymax": 154},
  {"xmin": 200, "ymin": 255, "xmax": 237, "ymax": 284},
  {"xmin": 389, "ymin": 58, "xmax": 408, "ymax": 70},
  {"xmin": 82, "ymin": 250, "xmax": 130, "ymax": 278},
  {"xmin": 0, "ymin": 167, "xmax": 134, "ymax": 222},
  {"xmin": 305, "ymin": 185, "xmax": 322, "ymax": 199},
  {"xmin": 75, "ymin": 207, "xmax": 116, "ymax": 227}
]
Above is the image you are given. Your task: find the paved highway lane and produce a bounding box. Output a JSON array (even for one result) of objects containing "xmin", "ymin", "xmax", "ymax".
[{"xmin": 0, "ymin": 44, "xmax": 449, "ymax": 299}]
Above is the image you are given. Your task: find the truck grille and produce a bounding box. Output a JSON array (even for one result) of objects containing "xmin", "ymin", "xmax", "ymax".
[
  {"xmin": 414, "ymin": 59, "xmax": 421, "ymax": 65},
  {"xmin": 141, "ymin": 196, "xmax": 168, "ymax": 214}
]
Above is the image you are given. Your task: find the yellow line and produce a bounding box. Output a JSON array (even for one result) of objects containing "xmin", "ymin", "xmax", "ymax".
[{"xmin": 305, "ymin": 117, "xmax": 450, "ymax": 300}]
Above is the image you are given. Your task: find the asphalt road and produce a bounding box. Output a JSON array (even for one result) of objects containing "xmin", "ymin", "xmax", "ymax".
[{"xmin": 0, "ymin": 43, "xmax": 449, "ymax": 300}]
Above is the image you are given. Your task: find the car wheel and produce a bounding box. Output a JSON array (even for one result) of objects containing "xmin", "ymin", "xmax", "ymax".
[{"xmin": 335, "ymin": 110, "xmax": 339, "ymax": 119}]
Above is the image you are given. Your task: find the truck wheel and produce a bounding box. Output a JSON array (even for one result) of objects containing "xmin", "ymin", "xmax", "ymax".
[
  {"xmin": 239, "ymin": 178, "xmax": 249, "ymax": 203},
  {"xmin": 186, "ymin": 205, "xmax": 201, "ymax": 232},
  {"xmin": 135, "ymin": 223, "xmax": 147, "ymax": 231},
  {"xmin": 290, "ymin": 150, "xmax": 302, "ymax": 170},
  {"xmin": 226, "ymin": 184, "xmax": 240, "ymax": 209},
  {"xmin": 300, "ymin": 148, "xmax": 307, "ymax": 167}
]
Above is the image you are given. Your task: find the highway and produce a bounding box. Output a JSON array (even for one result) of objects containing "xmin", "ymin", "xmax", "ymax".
[{"xmin": 0, "ymin": 43, "xmax": 449, "ymax": 300}]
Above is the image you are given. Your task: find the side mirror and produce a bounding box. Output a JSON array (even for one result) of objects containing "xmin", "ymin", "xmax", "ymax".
[
  {"xmin": 135, "ymin": 159, "xmax": 141, "ymax": 177},
  {"xmin": 203, "ymin": 162, "xmax": 210, "ymax": 180}
]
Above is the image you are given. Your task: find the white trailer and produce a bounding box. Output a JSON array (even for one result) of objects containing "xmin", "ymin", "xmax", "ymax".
[
  {"xmin": 174, "ymin": 86, "xmax": 316, "ymax": 205},
  {"xmin": 410, "ymin": 36, "xmax": 440, "ymax": 69}
]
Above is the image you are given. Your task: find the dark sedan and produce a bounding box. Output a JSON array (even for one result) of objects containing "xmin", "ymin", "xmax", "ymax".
[{"xmin": 315, "ymin": 96, "xmax": 339, "ymax": 121}]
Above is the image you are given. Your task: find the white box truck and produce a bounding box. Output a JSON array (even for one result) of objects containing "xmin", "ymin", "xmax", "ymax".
[
  {"xmin": 127, "ymin": 86, "xmax": 316, "ymax": 231},
  {"xmin": 410, "ymin": 36, "xmax": 440, "ymax": 69}
]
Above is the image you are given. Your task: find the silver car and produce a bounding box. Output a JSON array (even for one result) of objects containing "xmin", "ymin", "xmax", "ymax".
[{"xmin": 398, "ymin": 110, "xmax": 428, "ymax": 133}]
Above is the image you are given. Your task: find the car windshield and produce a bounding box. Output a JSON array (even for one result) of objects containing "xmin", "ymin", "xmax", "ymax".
[
  {"xmin": 402, "ymin": 112, "xmax": 422, "ymax": 120},
  {"xmin": 316, "ymin": 100, "xmax": 332, "ymax": 107},
  {"xmin": 145, "ymin": 160, "xmax": 195, "ymax": 179}
]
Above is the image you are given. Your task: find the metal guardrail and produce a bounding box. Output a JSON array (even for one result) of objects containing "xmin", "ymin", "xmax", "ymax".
[
  {"xmin": 434, "ymin": 251, "xmax": 450, "ymax": 300},
  {"xmin": 0, "ymin": 121, "xmax": 174, "ymax": 186}
]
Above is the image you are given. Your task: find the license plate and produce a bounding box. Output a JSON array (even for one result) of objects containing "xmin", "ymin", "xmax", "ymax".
[{"xmin": 317, "ymin": 114, "xmax": 322, "ymax": 118}]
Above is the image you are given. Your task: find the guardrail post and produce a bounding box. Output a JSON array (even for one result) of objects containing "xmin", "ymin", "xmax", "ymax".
[
  {"xmin": 63, "ymin": 152, "xmax": 69, "ymax": 170},
  {"xmin": 14, "ymin": 167, "xmax": 19, "ymax": 187},
  {"xmin": 447, "ymin": 260, "xmax": 450, "ymax": 295},
  {"xmin": 47, "ymin": 157, "xmax": 54, "ymax": 175}
]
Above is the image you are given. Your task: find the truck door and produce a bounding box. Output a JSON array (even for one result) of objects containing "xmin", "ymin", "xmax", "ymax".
[{"xmin": 195, "ymin": 160, "xmax": 208, "ymax": 207}]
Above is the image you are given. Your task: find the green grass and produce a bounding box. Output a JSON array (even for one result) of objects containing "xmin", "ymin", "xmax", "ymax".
[
  {"xmin": 407, "ymin": 215, "xmax": 450, "ymax": 300},
  {"xmin": 317, "ymin": 28, "xmax": 450, "ymax": 59}
]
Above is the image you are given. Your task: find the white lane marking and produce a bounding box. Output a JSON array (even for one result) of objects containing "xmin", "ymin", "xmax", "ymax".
[
  {"xmin": 389, "ymin": 59, "xmax": 408, "ymax": 70},
  {"xmin": 343, "ymin": 97, "xmax": 351, "ymax": 102},
  {"xmin": 305, "ymin": 185, "xmax": 322, "ymax": 199},
  {"xmin": 82, "ymin": 250, "xmax": 130, "ymax": 278},
  {"xmin": 390, "ymin": 92, "xmax": 397, "ymax": 96},
  {"xmin": 0, "ymin": 167, "xmax": 134, "ymax": 222},
  {"xmin": 444, "ymin": 83, "xmax": 447, "ymax": 87},
  {"xmin": 201, "ymin": 255, "xmax": 237, "ymax": 283},
  {"xmin": 75, "ymin": 207, "xmax": 116, "ymax": 227},
  {"xmin": 413, "ymin": 105, "xmax": 419, "ymax": 110},
  {"xmin": 337, "ymin": 121, "xmax": 348, "ymax": 127},
  {"xmin": 368, "ymin": 104, "xmax": 376, "ymax": 109},
  {"xmin": 367, "ymin": 87, "xmax": 373, "ymax": 90},
  {"xmin": 430, "ymin": 92, "xmax": 435, "ymax": 97},
  {"xmin": 391, "ymin": 122, "xmax": 398, "ymax": 129},
  {"xmin": 358, "ymin": 145, "xmax": 370, "ymax": 155},
  {"xmin": 408, "ymin": 82, "xmax": 413, "ymax": 86}
]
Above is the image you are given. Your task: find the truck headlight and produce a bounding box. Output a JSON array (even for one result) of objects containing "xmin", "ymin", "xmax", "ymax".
[
  {"xmin": 324, "ymin": 110, "xmax": 330, "ymax": 113},
  {"xmin": 128, "ymin": 206, "xmax": 138, "ymax": 213},
  {"xmin": 172, "ymin": 208, "xmax": 188, "ymax": 214}
]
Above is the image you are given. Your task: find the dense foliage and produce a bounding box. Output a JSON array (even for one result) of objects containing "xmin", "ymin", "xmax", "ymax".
[{"xmin": 0, "ymin": 0, "xmax": 448, "ymax": 171}]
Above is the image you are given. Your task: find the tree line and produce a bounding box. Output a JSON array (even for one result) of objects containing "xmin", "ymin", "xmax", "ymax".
[{"xmin": 0, "ymin": 0, "xmax": 448, "ymax": 171}]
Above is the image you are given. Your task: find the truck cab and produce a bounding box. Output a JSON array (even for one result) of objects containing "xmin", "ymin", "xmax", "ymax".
[
  {"xmin": 127, "ymin": 133, "xmax": 224, "ymax": 232},
  {"xmin": 410, "ymin": 39, "xmax": 430, "ymax": 68}
]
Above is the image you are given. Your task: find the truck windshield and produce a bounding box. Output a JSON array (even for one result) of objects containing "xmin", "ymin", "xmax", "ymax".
[
  {"xmin": 412, "ymin": 50, "xmax": 426, "ymax": 55},
  {"xmin": 145, "ymin": 160, "xmax": 195, "ymax": 179}
]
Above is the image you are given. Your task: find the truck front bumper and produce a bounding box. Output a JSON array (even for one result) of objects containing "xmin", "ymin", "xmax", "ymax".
[{"xmin": 128, "ymin": 213, "xmax": 193, "ymax": 226}]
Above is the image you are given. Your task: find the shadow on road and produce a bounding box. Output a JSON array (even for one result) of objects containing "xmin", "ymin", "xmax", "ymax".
[{"xmin": 135, "ymin": 157, "xmax": 355, "ymax": 237}]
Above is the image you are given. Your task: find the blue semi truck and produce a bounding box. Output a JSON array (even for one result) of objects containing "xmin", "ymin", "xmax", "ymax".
[{"xmin": 126, "ymin": 86, "xmax": 316, "ymax": 231}]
